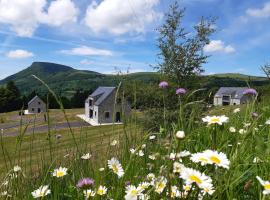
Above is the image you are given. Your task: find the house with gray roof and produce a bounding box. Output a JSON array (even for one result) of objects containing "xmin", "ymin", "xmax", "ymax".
[
  {"xmin": 28, "ymin": 96, "xmax": 46, "ymax": 114},
  {"xmin": 84, "ymin": 87, "xmax": 131, "ymax": 125},
  {"xmin": 213, "ymin": 87, "xmax": 252, "ymax": 106}
]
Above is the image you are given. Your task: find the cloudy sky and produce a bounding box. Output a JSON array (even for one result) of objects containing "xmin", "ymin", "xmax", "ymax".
[{"xmin": 0, "ymin": 0, "xmax": 269, "ymax": 79}]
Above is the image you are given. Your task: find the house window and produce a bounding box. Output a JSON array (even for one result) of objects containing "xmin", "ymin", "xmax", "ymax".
[
  {"xmin": 38, "ymin": 102, "xmax": 41, "ymax": 105},
  {"xmin": 89, "ymin": 99, "xmax": 93, "ymax": 106},
  {"xmin": 95, "ymin": 111, "xmax": 97, "ymax": 117},
  {"xmin": 105, "ymin": 112, "xmax": 110, "ymax": 119},
  {"xmin": 32, "ymin": 108, "xmax": 35, "ymax": 112}
]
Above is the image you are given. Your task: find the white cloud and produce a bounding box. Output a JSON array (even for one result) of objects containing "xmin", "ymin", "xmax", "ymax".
[
  {"xmin": 80, "ymin": 59, "xmax": 92, "ymax": 65},
  {"xmin": 84, "ymin": 0, "xmax": 161, "ymax": 35},
  {"xmin": 246, "ymin": 2, "xmax": 270, "ymax": 18},
  {"xmin": 61, "ymin": 46, "xmax": 113, "ymax": 56},
  {"xmin": 6, "ymin": 49, "xmax": 34, "ymax": 58},
  {"xmin": 204, "ymin": 40, "xmax": 235, "ymax": 54},
  {"xmin": 0, "ymin": 0, "xmax": 78, "ymax": 37}
]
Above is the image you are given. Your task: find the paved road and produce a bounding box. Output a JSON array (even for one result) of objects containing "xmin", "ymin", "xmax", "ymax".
[{"xmin": 2, "ymin": 121, "xmax": 91, "ymax": 137}]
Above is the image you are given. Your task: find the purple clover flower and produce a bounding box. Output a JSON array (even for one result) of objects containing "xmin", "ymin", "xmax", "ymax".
[
  {"xmin": 76, "ymin": 178, "xmax": 95, "ymax": 189},
  {"xmin": 243, "ymin": 88, "xmax": 257, "ymax": 95},
  {"xmin": 176, "ymin": 88, "xmax": 187, "ymax": 95},
  {"xmin": 159, "ymin": 81, "xmax": 168, "ymax": 88}
]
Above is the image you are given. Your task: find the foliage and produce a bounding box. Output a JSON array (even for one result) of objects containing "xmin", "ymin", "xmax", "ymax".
[
  {"xmin": 156, "ymin": 1, "xmax": 215, "ymax": 86},
  {"xmin": 261, "ymin": 63, "xmax": 270, "ymax": 80}
]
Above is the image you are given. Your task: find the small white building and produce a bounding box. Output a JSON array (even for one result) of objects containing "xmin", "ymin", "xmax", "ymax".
[
  {"xmin": 213, "ymin": 87, "xmax": 252, "ymax": 106},
  {"xmin": 83, "ymin": 87, "xmax": 131, "ymax": 125},
  {"xmin": 27, "ymin": 96, "xmax": 46, "ymax": 114}
]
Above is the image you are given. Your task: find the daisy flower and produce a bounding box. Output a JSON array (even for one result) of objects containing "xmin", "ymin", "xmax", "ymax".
[
  {"xmin": 256, "ymin": 176, "xmax": 270, "ymax": 195},
  {"xmin": 110, "ymin": 140, "xmax": 118, "ymax": 146},
  {"xmin": 203, "ymin": 150, "xmax": 230, "ymax": 169},
  {"xmin": 130, "ymin": 148, "xmax": 136, "ymax": 154},
  {"xmin": 137, "ymin": 150, "xmax": 144, "ymax": 157},
  {"xmin": 202, "ymin": 115, "xmax": 228, "ymax": 125},
  {"xmin": 190, "ymin": 152, "xmax": 210, "ymax": 166},
  {"xmin": 125, "ymin": 185, "xmax": 142, "ymax": 200},
  {"xmin": 176, "ymin": 131, "xmax": 185, "ymax": 139},
  {"xmin": 180, "ymin": 167, "xmax": 212, "ymax": 188},
  {"xmin": 173, "ymin": 162, "xmax": 184, "ymax": 174},
  {"xmin": 83, "ymin": 189, "xmax": 96, "ymax": 198},
  {"xmin": 170, "ymin": 186, "xmax": 180, "ymax": 198},
  {"xmin": 52, "ymin": 167, "xmax": 68, "ymax": 178},
  {"xmin": 13, "ymin": 165, "xmax": 21, "ymax": 172},
  {"xmin": 154, "ymin": 176, "xmax": 167, "ymax": 194},
  {"xmin": 239, "ymin": 129, "xmax": 246, "ymax": 134},
  {"xmin": 31, "ymin": 185, "xmax": 51, "ymax": 198},
  {"xmin": 265, "ymin": 119, "xmax": 270, "ymax": 125},
  {"xmin": 137, "ymin": 182, "xmax": 150, "ymax": 192},
  {"xmin": 233, "ymin": 108, "xmax": 240, "ymax": 113},
  {"xmin": 108, "ymin": 157, "xmax": 124, "ymax": 178},
  {"xmin": 177, "ymin": 150, "xmax": 191, "ymax": 158},
  {"xmin": 229, "ymin": 127, "xmax": 236, "ymax": 133},
  {"xmin": 96, "ymin": 185, "xmax": 107, "ymax": 196},
  {"xmin": 81, "ymin": 153, "xmax": 91, "ymax": 160}
]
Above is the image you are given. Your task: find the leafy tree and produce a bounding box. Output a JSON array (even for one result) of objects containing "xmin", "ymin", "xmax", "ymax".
[{"xmin": 156, "ymin": 1, "xmax": 216, "ymax": 87}]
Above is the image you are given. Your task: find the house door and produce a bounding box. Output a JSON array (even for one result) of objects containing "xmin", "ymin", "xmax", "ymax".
[
  {"xmin": 90, "ymin": 109, "xmax": 93, "ymax": 118},
  {"xmin": 116, "ymin": 112, "xmax": 121, "ymax": 122},
  {"xmin": 38, "ymin": 108, "xmax": 41, "ymax": 113}
]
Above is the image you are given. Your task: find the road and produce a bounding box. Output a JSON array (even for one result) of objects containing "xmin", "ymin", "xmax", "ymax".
[{"xmin": 2, "ymin": 121, "xmax": 91, "ymax": 137}]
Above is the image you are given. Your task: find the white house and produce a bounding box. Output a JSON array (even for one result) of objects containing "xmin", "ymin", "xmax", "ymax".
[
  {"xmin": 213, "ymin": 87, "xmax": 253, "ymax": 106},
  {"xmin": 27, "ymin": 96, "xmax": 46, "ymax": 114}
]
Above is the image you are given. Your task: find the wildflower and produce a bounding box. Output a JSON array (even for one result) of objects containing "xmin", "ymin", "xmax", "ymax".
[
  {"xmin": 203, "ymin": 150, "xmax": 230, "ymax": 169},
  {"xmin": 125, "ymin": 185, "xmax": 142, "ymax": 200},
  {"xmin": 256, "ymin": 176, "xmax": 270, "ymax": 195},
  {"xmin": 130, "ymin": 148, "xmax": 136, "ymax": 154},
  {"xmin": 137, "ymin": 182, "xmax": 150, "ymax": 192},
  {"xmin": 180, "ymin": 167, "xmax": 212, "ymax": 188},
  {"xmin": 233, "ymin": 108, "xmax": 240, "ymax": 113},
  {"xmin": 147, "ymin": 173, "xmax": 155, "ymax": 182},
  {"xmin": 202, "ymin": 115, "xmax": 228, "ymax": 125},
  {"xmin": 141, "ymin": 144, "xmax": 146, "ymax": 149},
  {"xmin": 229, "ymin": 127, "xmax": 236, "ymax": 133},
  {"xmin": 96, "ymin": 185, "xmax": 107, "ymax": 196},
  {"xmin": 201, "ymin": 182, "xmax": 215, "ymax": 195},
  {"xmin": 266, "ymin": 119, "xmax": 270, "ymax": 125},
  {"xmin": 83, "ymin": 189, "xmax": 96, "ymax": 198},
  {"xmin": 176, "ymin": 88, "xmax": 187, "ymax": 95},
  {"xmin": 31, "ymin": 185, "xmax": 51, "ymax": 198},
  {"xmin": 77, "ymin": 178, "xmax": 95, "ymax": 189},
  {"xmin": 252, "ymin": 112, "xmax": 258, "ymax": 118},
  {"xmin": 171, "ymin": 186, "xmax": 180, "ymax": 198},
  {"xmin": 243, "ymin": 88, "xmax": 257, "ymax": 95},
  {"xmin": 173, "ymin": 162, "xmax": 184, "ymax": 173},
  {"xmin": 176, "ymin": 131, "xmax": 185, "ymax": 139},
  {"xmin": 243, "ymin": 122, "xmax": 251, "ymax": 128},
  {"xmin": 177, "ymin": 150, "xmax": 191, "ymax": 158},
  {"xmin": 108, "ymin": 157, "xmax": 124, "ymax": 178},
  {"xmin": 253, "ymin": 157, "xmax": 262, "ymax": 163},
  {"xmin": 190, "ymin": 152, "xmax": 210, "ymax": 166},
  {"xmin": 52, "ymin": 167, "xmax": 68, "ymax": 178},
  {"xmin": 81, "ymin": 153, "xmax": 92, "ymax": 160},
  {"xmin": 149, "ymin": 154, "xmax": 156, "ymax": 160},
  {"xmin": 149, "ymin": 135, "xmax": 156, "ymax": 140},
  {"xmin": 13, "ymin": 165, "xmax": 21, "ymax": 172},
  {"xmin": 154, "ymin": 176, "xmax": 167, "ymax": 194},
  {"xmin": 138, "ymin": 150, "xmax": 144, "ymax": 157},
  {"xmin": 110, "ymin": 140, "xmax": 118, "ymax": 146},
  {"xmin": 183, "ymin": 185, "xmax": 191, "ymax": 192},
  {"xmin": 99, "ymin": 168, "xmax": 105, "ymax": 171},
  {"xmin": 239, "ymin": 129, "xmax": 246, "ymax": 134},
  {"xmin": 169, "ymin": 152, "xmax": 176, "ymax": 160},
  {"xmin": 159, "ymin": 81, "xmax": 168, "ymax": 88}
]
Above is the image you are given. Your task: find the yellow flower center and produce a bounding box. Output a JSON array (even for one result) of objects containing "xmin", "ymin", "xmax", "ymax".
[
  {"xmin": 40, "ymin": 191, "xmax": 45, "ymax": 197},
  {"xmin": 97, "ymin": 189, "xmax": 104, "ymax": 195},
  {"xmin": 130, "ymin": 189, "xmax": 137, "ymax": 196},
  {"xmin": 265, "ymin": 184, "xmax": 270, "ymax": 190},
  {"xmin": 184, "ymin": 185, "xmax": 191, "ymax": 191},
  {"xmin": 210, "ymin": 118, "xmax": 220, "ymax": 123},
  {"xmin": 56, "ymin": 171, "xmax": 64, "ymax": 177},
  {"xmin": 112, "ymin": 164, "xmax": 119, "ymax": 173},
  {"xmin": 199, "ymin": 157, "xmax": 208, "ymax": 163},
  {"xmin": 210, "ymin": 156, "xmax": 221, "ymax": 164},
  {"xmin": 189, "ymin": 175, "xmax": 202, "ymax": 184}
]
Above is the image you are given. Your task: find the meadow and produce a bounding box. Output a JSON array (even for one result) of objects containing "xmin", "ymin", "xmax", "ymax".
[{"xmin": 0, "ymin": 84, "xmax": 270, "ymax": 200}]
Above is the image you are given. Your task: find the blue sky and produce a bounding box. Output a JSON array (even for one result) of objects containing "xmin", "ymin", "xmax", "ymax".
[{"xmin": 0, "ymin": 0, "xmax": 270, "ymax": 79}]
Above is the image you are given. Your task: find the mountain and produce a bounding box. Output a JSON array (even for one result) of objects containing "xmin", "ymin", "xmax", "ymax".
[{"xmin": 0, "ymin": 62, "xmax": 159, "ymax": 97}]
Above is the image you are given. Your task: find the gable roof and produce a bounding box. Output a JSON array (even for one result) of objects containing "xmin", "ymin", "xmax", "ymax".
[
  {"xmin": 89, "ymin": 87, "xmax": 115, "ymax": 106},
  {"xmin": 215, "ymin": 87, "xmax": 249, "ymax": 99},
  {"xmin": 28, "ymin": 95, "xmax": 45, "ymax": 105}
]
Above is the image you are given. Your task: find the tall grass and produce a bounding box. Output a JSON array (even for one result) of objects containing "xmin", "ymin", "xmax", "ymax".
[{"xmin": 0, "ymin": 80, "xmax": 269, "ymax": 200}]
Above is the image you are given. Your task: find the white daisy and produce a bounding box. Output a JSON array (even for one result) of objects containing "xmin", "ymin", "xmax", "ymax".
[
  {"xmin": 170, "ymin": 186, "xmax": 180, "ymax": 198},
  {"xmin": 202, "ymin": 115, "xmax": 228, "ymax": 125},
  {"xmin": 256, "ymin": 176, "xmax": 270, "ymax": 195},
  {"xmin": 84, "ymin": 189, "xmax": 96, "ymax": 199},
  {"xmin": 96, "ymin": 185, "xmax": 107, "ymax": 196},
  {"xmin": 125, "ymin": 185, "xmax": 142, "ymax": 200},
  {"xmin": 229, "ymin": 127, "xmax": 236, "ymax": 133},
  {"xmin": 154, "ymin": 176, "xmax": 167, "ymax": 194},
  {"xmin": 265, "ymin": 119, "xmax": 270, "ymax": 125},
  {"xmin": 81, "ymin": 153, "xmax": 91, "ymax": 160},
  {"xmin": 177, "ymin": 150, "xmax": 191, "ymax": 158},
  {"xmin": 31, "ymin": 185, "xmax": 51, "ymax": 198},
  {"xmin": 203, "ymin": 150, "xmax": 230, "ymax": 169},
  {"xmin": 137, "ymin": 150, "xmax": 144, "ymax": 157},
  {"xmin": 239, "ymin": 129, "xmax": 247, "ymax": 134},
  {"xmin": 149, "ymin": 135, "xmax": 156, "ymax": 140},
  {"xmin": 130, "ymin": 148, "xmax": 136, "ymax": 154},
  {"xmin": 52, "ymin": 167, "xmax": 68, "ymax": 178},
  {"xmin": 173, "ymin": 162, "xmax": 184, "ymax": 173},
  {"xmin": 108, "ymin": 157, "xmax": 124, "ymax": 178},
  {"xmin": 190, "ymin": 152, "xmax": 210, "ymax": 166},
  {"xmin": 137, "ymin": 182, "xmax": 150, "ymax": 192}
]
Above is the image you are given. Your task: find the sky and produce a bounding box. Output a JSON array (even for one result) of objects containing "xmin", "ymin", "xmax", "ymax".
[{"xmin": 0, "ymin": 0, "xmax": 270, "ymax": 80}]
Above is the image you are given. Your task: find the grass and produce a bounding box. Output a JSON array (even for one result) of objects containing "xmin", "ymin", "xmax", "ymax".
[{"xmin": 0, "ymin": 85, "xmax": 270, "ymax": 199}]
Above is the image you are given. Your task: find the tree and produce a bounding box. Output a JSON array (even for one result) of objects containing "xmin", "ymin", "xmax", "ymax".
[
  {"xmin": 156, "ymin": 1, "xmax": 216, "ymax": 87},
  {"xmin": 261, "ymin": 63, "xmax": 270, "ymax": 80}
]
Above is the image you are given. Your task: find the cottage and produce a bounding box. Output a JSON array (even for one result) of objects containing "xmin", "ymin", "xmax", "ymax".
[
  {"xmin": 28, "ymin": 96, "xmax": 46, "ymax": 114},
  {"xmin": 84, "ymin": 87, "xmax": 131, "ymax": 125},
  {"xmin": 213, "ymin": 87, "xmax": 252, "ymax": 106}
]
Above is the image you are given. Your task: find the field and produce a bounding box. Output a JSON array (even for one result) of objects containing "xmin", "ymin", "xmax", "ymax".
[{"xmin": 0, "ymin": 92, "xmax": 270, "ymax": 199}]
